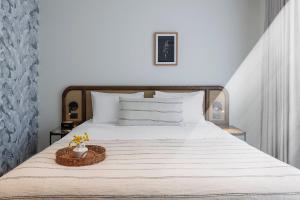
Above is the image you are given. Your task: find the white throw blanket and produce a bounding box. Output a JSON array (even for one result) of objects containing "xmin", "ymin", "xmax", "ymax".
[{"xmin": 1, "ymin": 121, "xmax": 300, "ymax": 199}]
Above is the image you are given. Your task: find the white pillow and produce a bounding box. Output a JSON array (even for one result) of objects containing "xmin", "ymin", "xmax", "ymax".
[
  {"xmin": 118, "ymin": 97, "xmax": 183, "ymax": 126},
  {"xmin": 91, "ymin": 91, "xmax": 144, "ymax": 124},
  {"xmin": 154, "ymin": 91, "xmax": 205, "ymax": 123}
]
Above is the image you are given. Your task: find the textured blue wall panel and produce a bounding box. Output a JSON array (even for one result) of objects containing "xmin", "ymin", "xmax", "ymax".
[{"xmin": 0, "ymin": 0, "xmax": 39, "ymax": 176}]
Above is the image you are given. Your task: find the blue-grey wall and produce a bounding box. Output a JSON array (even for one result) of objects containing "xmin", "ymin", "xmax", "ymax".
[{"xmin": 0, "ymin": 0, "xmax": 39, "ymax": 176}]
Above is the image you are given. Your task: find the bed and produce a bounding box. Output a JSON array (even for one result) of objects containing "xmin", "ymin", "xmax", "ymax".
[{"xmin": 1, "ymin": 86, "xmax": 300, "ymax": 200}]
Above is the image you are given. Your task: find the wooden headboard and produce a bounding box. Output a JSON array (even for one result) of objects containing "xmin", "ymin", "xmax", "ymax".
[{"xmin": 62, "ymin": 86, "xmax": 229, "ymax": 126}]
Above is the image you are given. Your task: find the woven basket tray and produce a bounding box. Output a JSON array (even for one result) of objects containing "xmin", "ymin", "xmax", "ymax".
[{"xmin": 56, "ymin": 145, "xmax": 106, "ymax": 167}]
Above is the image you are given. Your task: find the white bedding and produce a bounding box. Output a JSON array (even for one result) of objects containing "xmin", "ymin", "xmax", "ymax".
[
  {"xmin": 68, "ymin": 120, "xmax": 231, "ymax": 140},
  {"xmin": 1, "ymin": 121, "xmax": 300, "ymax": 200}
]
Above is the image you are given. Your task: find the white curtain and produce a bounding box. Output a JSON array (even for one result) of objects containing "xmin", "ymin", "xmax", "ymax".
[
  {"xmin": 265, "ymin": 0, "xmax": 290, "ymax": 27},
  {"xmin": 261, "ymin": 0, "xmax": 300, "ymax": 167}
]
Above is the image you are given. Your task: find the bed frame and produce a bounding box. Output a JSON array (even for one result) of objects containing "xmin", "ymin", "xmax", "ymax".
[{"xmin": 62, "ymin": 86, "xmax": 229, "ymax": 126}]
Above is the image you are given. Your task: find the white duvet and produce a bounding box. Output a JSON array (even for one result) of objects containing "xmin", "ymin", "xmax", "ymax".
[
  {"xmin": 67, "ymin": 120, "xmax": 234, "ymax": 140},
  {"xmin": 1, "ymin": 121, "xmax": 300, "ymax": 200}
]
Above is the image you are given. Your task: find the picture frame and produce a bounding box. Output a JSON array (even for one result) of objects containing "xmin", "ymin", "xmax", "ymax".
[{"xmin": 154, "ymin": 32, "xmax": 178, "ymax": 66}]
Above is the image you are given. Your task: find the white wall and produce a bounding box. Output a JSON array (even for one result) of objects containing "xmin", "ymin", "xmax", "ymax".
[
  {"xmin": 226, "ymin": 34, "xmax": 265, "ymax": 149},
  {"xmin": 39, "ymin": 0, "xmax": 265, "ymax": 150}
]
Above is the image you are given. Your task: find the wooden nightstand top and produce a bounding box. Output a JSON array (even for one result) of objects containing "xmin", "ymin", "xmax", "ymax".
[
  {"xmin": 219, "ymin": 125, "xmax": 246, "ymax": 141},
  {"xmin": 221, "ymin": 126, "xmax": 245, "ymax": 135},
  {"xmin": 50, "ymin": 127, "xmax": 72, "ymax": 145},
  {"xmin": 50, "ymin": 127, "xmax": 71, "ymax": 136}
]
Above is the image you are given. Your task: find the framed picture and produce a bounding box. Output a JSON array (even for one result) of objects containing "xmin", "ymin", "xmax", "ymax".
[{"xmin": 154, "ymin": 32, "xmax": 178, "ymax": 66}]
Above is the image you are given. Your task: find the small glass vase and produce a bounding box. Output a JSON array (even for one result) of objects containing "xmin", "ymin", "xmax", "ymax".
[{"xmin": 73, "ymin": 143, "xmax": 88, "ymax": 158}]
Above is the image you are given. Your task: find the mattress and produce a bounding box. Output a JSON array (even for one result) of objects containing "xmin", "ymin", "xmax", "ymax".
[{"xmin": 1, "ymin": 121, "xmax": 300, "ymax": 200}]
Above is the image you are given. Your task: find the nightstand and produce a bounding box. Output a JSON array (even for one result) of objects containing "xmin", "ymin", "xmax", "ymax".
[
  {"xmin": 49, "ymin": 127, "xmax": 71, "ymax": 145},
  {"xmin": 221, "ymin": 125, "xmax": 246, "ymax": 141}
]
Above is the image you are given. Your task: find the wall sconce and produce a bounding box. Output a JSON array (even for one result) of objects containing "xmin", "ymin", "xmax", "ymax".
[
  {"xmin": 212, "ymin": 101, "xmax": 224, "ymax": 120},
  {"xmin": 68, "ymin": 101, "xmax": 78, "ymax": 119}
]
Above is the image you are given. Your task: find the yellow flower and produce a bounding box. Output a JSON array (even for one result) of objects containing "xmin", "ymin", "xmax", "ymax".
[
  {"xmin": 83, "ymin": 132, "xmax": 89, "ymax": 142},
  {"xmin": 73, "ymin": 136, "xmax": 82, "ymax": 144},
  {"xmin": 69, "ymin": 133, "xmax": 90, "ymax": 147}
]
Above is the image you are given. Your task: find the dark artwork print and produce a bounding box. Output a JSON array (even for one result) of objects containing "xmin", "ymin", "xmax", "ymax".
[
  {"xmin": 0, "ymin": 0, "xmax": 39, "ymax": 176},
  {"xmin": 158, "ymin": 36, "xmax": 175, "ymax": 62}
]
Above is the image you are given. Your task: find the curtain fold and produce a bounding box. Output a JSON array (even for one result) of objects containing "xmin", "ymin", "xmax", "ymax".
[
  {"xmin": 261, "ymin": 0, "xmax": 300, "ymax": 167},
  {"xmin": 265, "ymin": 0, "xmax": 290, "ymax": 27},
  {"xmin": 288, "ymin": 0, "xmax": 300, "ymax": 167}
]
